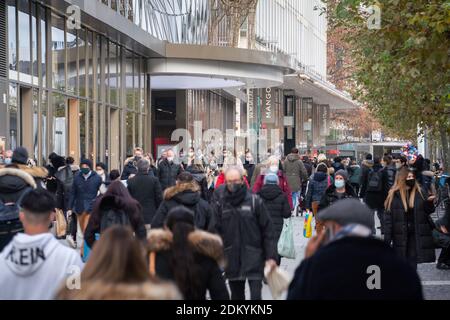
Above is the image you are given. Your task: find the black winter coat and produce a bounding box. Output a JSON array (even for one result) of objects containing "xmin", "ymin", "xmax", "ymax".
[
  {"xmin": 305, "ymin": 172, "xmax": 330, "ymax": 209},
  {"xmin": 69, "ymin": 171, "xmax": 103, "ymax": 214},
  {"xmin": 121, "ymin": 158, "xmax": 138, "ymax": 181},
  {"xmin": 0, "ymin": 167, "xmax": 37, "ymax": 251},
  {"xmin": 362, "ymin": 164, "xmax": 389, "ymax": 210},
  {"xmin": 186, "ymin": 166, "xmax": 209, "ymax": 201},
  {"xmin": 158, "ymin": 160, "xmax": 183, "ymax": 191},
  {"xmin": 151, "ymin": 181, "xmax": 212, "ymax": 230},
  {"xmin": 84, "ymin": 195, "xmax": 146, "ymax": 248},
  {"xmin": 209, "ymin": 188, "xmax": 276, "ymax": 281},
  {"xmin": 287, "ymin": 237, "xmax": 423, "ymax": 300},
  {"xmin": 127, "ymin": 172, "xmax": 163, "ymax": 224},
  {"xmin": 318, "ymin": 182, "xmax": 357, "ymax": 211},
  {"xmin": 258, "ymin": 184, "xmax": 291, "ymax": 241},
  {"xmin": 147, "ymin": 229, "xmax": 229, "ymax": 300},
  {"xmin": 384, "ymin": 190, "xmax": 436, "ymax": 263}
]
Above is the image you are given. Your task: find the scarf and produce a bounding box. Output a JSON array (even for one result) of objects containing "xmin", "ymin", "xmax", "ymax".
[{"xmin": 225, "ymin": 184, "xmax": 248, "ymax": 207}]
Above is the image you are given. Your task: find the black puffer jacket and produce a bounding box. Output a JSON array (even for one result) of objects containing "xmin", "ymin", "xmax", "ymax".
[
  {"xmin": 84, "ymin": 195, "xmax": 146, "ymax": 248},
  {"xmin": 147, "ymin": 229, "xmax": 229, "ymax": 300},
  {"xmin": 158, "ymin": 160, "xmax": 183, "ymax": 191},
  {"xmin": 362, "ymin": 164, "xmax": 389, "ymax": 210},
  {"xmin": 318, "ymin": 183, "xmax": 357, "ymax": 211},
  {"xmin": 209, "ymin": 187, "xmax": 276, "ymax": 281},
  {"xmin": 258, "ymin": 184, "xmax": 291, "ymax": 241},
  {"xmin": 0, "ymin": 166, "xmax": 37, "ymax": 251},
  {"xmin": 384, "ymin": 190, "xmax": 436, "ymax": 263},
  {"xmin": 151, "ymin": 181, "xmax": 212, "ymax": 230},
  {"xmin": 121, "ymin": 157, "xmax": 138, "ymax": 181}
]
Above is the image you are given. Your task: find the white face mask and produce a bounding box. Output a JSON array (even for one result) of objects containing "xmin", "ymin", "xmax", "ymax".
[
  {"xmin": 96, "ymin": 170, "xmax": 104, "ymax": 176},
  {"xmin": 188, "ymin": 152, "xmax": 195, "ymax": 157},
  {"xmin": 395, "ymin": 163, "xmax": 403, "ymax": 169},
  {"xmin": 167, "ymin": 157, "xmax": 174, "ymax": 162}
]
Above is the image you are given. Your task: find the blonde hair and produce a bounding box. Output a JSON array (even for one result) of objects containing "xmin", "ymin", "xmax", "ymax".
[{"xmin": 385, "ymin": 168, "xmax": 423, "ymax": 212}]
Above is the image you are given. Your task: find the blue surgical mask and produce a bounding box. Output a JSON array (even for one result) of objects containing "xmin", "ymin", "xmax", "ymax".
[
  {"xmin": 335, "ymin": 180, "xmax": 345, "ymax": 189},
  {"xmin": 4, "ymin": 158, "xmax": 12, "ymax": 165}
]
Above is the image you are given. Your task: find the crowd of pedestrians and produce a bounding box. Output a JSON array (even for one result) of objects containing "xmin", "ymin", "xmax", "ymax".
[{"xmin": 0, "ymin": 145, "xmax": 449, "ymax": 300}]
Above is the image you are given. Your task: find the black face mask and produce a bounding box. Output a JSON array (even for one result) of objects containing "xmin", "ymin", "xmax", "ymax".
[
  {"xmin": 406, "ymin": 179, "xmax": 416, "ymax": 188},
  {"xmin": 227, "ymin": 183, "xmax": 243, "ymax": 193},
  {"xmin": 135, "ymin": 156, "xmax": 142, "ymax": 162}
]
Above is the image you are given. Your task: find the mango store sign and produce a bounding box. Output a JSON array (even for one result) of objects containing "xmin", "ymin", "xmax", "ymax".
[{"xmin": 263, "ymin": 88, "xmax": 274, "ymax": 124}]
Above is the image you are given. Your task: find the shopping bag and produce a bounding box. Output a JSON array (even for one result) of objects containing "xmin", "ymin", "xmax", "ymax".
[
  {"xmin": 264, "ymin": 265, "xmax": 291, "ymax": 299},
  {"xmin": 303, "ymin": 210, "xmax": 313, "ymax": 239},
  {"xmin": 55, "ymin": 209, "xmax": 67, "ymax": 238},
  {"xmin": 277, "ymin": 218, "xmax": 296, "ymax": 259}
]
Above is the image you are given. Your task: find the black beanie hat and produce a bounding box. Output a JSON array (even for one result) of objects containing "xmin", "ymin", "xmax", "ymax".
[
  {"xmin": 12, "ymin": 147, "xmax": 29, "ymax": 165},
  {"xmin": 80, "ymin": 159, "xmax": 93, "ymax": 169}
]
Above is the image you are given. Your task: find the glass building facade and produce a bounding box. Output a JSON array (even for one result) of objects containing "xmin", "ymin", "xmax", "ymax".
[{"xmin": 2, "ymin": 0, "xmax": 149, "ymax": 169}]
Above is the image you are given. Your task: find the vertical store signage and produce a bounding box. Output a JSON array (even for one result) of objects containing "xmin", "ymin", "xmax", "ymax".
[{"xmin": 262, "ymin": 88, "xmax": 274, "ymax": 124}]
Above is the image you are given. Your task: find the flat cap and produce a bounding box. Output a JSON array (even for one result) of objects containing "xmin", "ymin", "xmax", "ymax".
[{"xmin": 317, "ymin": 198, "xmax": 375, "ymax": 230}]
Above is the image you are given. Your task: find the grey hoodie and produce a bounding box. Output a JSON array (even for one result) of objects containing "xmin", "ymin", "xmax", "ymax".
[{"xmin": 0, "ymin": 233, "xmax": 83, "ymax": 299}]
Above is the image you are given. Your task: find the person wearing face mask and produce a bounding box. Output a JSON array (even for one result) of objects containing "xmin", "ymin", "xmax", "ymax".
[
  {"xmin": 243, "ymin": 152, "xmax": 255, "ymax": 184},
  {"xmin": 1, "ymin": 150, "xmax": 13, "ymax": 166},
  {"xmin": 209, "ymin": 166, "xmax": 277, "ymax": 300},
  {"xmin": 66, "ymin": 159, "xmax": 103, "ymax": 250},
  {"xmin": 121, "ymin": 147, "xmax": 144, "ymax": 181},
  {"xmin": 95, "ymin": 163, "xmax": 109, "ymax": 195},
  {"xmin": 253, "ymin": 156, "xmax": 293, "ymax": 210},
  {"xmin": 287, "ymin": 199, "xmax": 422, "ymax": 300},
  {"xmin": 158, "ymin": 149, "xmax": 184, "ymax": 191},
  {"xmin": 384, "ymin": 168, "xmax": 436, "ymax": 269},
  {"xmin": 317, "ymin": 170, "xmax": 357, "ymax": 233}
]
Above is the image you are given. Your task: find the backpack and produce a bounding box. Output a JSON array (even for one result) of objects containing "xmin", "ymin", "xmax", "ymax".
[
  {"xmin": 100, "ymin": 208, "xmax": 131, "ymax": 233},
  {"xmin": 0, "ymin": 188, "xmax": 32, "ymax": 251},
  {"xmin": 55, "ymin": 166, "xmax": 74, "ymax": 194},
  {"xmin": 367, "ymin": 169, "xmax": 383, "ymax": 192}
]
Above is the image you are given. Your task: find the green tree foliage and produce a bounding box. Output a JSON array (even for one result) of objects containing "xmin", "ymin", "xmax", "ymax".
[{"xmin": 323, "ymin": 0, "xmax": 450, "ymax": 169}]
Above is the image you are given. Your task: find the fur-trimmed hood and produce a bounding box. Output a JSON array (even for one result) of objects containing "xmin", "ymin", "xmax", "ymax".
[
  {"xmin": 15, "ymin": 164, "xmax": 47, "ymax": 179},
  {"xmin": 147, "ymin": 229, "xmax": 224, "ymax": 266},
  {"xmin": 0, "ymin": 167, "xmax": 37, "ymax": 190},
  {"xmin": 57, "ymin": 280, "xmax": 181, "ymax": 300},
  {"xmin": 163, "ymin": 181, "xmax": 200, "ymax": 201}
]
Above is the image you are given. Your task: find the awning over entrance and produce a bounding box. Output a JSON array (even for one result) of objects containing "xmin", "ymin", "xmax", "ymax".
[
  {"xmin": 283, "ymin": 73, "xmax": 358, "ymax": 110},
  {"xmin": 149, "ymin": 43, "xmax": 296, "ymax": 90}
]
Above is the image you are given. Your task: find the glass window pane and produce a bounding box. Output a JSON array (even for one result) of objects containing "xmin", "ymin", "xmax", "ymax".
[
  {"xmin": 125, "ymin": 50, "xmax": 134, "ymax": 110},
  {"xmin": 97, "ymin": 104, "xmax": 102, "ymax": 164},
  {"xmin": 51, "ymin": 14, "xmax": 65, "ymax": 91},
  {"xmin": 40, "ymin": 6, "xmax": 46, "ymax": 87},
  {"xmin": 79, "ymin": 100, "xmax": 87, "ymax": 160},
  {"xmin": 8, "ymin": 2, "xmax": 17, "ymax": 80},
  {"xmin": 126, "ymin": 111, "xmax": 133, "ymax": 156},
  {"xmin": 18, "ymin": 0, "xmax": 31, "ymax": 82},
  {"xmin": 88, "ymin": 102, "xmax": 94, "ymax": 161},
  {"xmin": 8, "ymin": 84, "xmax": 18, "ymax": 150},
  {"xmin": 32, "ymin": 89, "xmax": 39, "ymax": 162},
  {"xmin": 67, "ymin": 25, "xmax": 77, "ymax": 94},
  {"xmin": 78, "ymin": 28, "xmax": 87, "ymax": 97},
  {"xmin": 31, "ymin": 3, "xmax": 38, "ymax": 85},
  {"xmin": 41, "ymin": 90, "xmax": 47, "ymax": 164},
  {"xmin": 96, "ymin": 35, "xmax": 102, "ymax": 101},
  {"xmin": 109, "ymin": 42, "xmax": 117, "ymax": 105},
  {"xmin": 87, "ymin": 31, "xmax": 94, "ymax": 99},
  {"xmin": 52, "ymin": 93, "xmax": 66, "ymax": 156},
  {"xmin": 105, "ymin": 106, "xmax": 109, "ymax": 168}
]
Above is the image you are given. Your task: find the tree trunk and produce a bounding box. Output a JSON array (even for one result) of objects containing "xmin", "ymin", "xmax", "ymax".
[
  {"xmin": 247, "ymin": 1, "xmax": 258, "ymax": 49},
  {"xmin": 440, "ymin": 126, "xmax": 450, "ymax": 172}
]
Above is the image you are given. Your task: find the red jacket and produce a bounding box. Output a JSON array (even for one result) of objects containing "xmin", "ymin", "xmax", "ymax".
[
  {"xmin": 253, "ymin": 171, "xmax": 293, "ymax": 210},
  {"xmin": 215, "ymin": 172, "xmax": 250, "ymax": 189}
]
